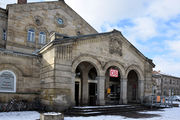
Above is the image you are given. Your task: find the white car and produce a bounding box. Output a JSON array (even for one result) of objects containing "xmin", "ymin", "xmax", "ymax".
[{"xmin": 172, "ymin": 96, "xmax": 180, "ymax": 101}]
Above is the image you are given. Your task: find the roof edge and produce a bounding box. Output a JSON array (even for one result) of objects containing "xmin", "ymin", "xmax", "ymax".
[
  {"xmin": 0, "ymin": 48, "xmax": 38, "ymax": 58},
  {"xmin": 38, "ymin": 29, "xmax": 155, "ymax": 67}
]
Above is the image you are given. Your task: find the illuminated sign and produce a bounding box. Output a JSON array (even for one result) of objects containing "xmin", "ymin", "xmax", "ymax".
[{"xmin": 110, "ymin": 69, "xmax": 118, "ymax": 77}]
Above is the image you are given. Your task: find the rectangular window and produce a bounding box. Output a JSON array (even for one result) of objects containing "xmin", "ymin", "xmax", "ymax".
[
  {"xmin": 27, "ymin": 29, "xmax": 35, "ymax": 42},
  {"xmin": 3, "ymin": 29, "xmax": 6, "ymax": 40},
  {"xmin": 39, "ymin": 32, "xmax": 46, "ymax": 44}
]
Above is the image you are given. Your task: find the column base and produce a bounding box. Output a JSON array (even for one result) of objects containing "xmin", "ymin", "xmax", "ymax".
[
  {"xmin": 119, "ymin": 99, "xmax": 127, "ymax": 104},
  {"xmin": 97, "ymin": 99, "xmax": 105, "ymax": 105}
]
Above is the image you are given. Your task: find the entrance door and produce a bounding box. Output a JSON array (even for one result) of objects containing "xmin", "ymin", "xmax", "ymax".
[
  {"xmin": 89, "ymin": 83, "xmax": 97, "ymax": 106},
  {"xmin": 132, "ymin": 84, "xmax": 137, "ymax": 100},
  {"xmin": 127, "ymin": 70, "xmax": 138, "ymax": 103},
  {"xmin": 110, "ymin": 84, "xmax": 120, "ymax": 103},
  {"xmin": 75, "ymin": 82, "xmax": 80, "ymax": 106}
]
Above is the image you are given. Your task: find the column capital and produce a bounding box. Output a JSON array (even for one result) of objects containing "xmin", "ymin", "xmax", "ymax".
[
  {"xmin": 121, "ymin": 78, "xmax": 127, "ymax": 82},
  {"xmin": 96, "ymin": 76, "xmax": 105, "ymax": 80},
  {"xmin": 138, "ymin": 80, "xmax": 144, "ymax": 83}
]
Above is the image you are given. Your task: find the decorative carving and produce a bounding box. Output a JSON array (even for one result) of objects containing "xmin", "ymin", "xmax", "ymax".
[
  {"xmin": 34, "ymin": 16, "xmax": 43, "ymax": 26},
  {"xmin": 109, "ymin": 37, "xmax": 122, "ymax": 56},
  {"xmin": 100, "ymin": 61, "xmax": 106, "ymax": 67}
]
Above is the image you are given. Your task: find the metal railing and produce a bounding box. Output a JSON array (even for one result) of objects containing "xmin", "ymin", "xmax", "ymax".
[{"xmin": 145, "ymin": 95, "xmax": 173, "ymax": 108}]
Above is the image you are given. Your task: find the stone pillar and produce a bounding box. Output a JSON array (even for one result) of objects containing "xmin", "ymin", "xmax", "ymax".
[
  {"xmin": 40, "ymin": 113, "xmax": 64, "ymax": 120},
  {"xmin": 97, "ymin": 76, "xmax": 105, "ymax": 105},
  {"xmin": 82, "ymin": 70, "xmax": 88, "ymax": 105},
  {"xmin": 120, "ymin": 78, "xmax": 127, "ymax": 104},
  {"xmin": 138, "ymin": 80, "xmax": 144, "ymax": 103},
  {"xmin": 71, "ymin": 73, "xmax": 76, "ymax": 106}
]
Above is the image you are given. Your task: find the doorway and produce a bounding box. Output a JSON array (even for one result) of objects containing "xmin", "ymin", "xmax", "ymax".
[
  {"xmin": 127, "ymin": 70, "xmax": 138, "ymax": 103},
  {"xmin": 89, "ymin": 83, "xmax": 97, "ymax": 106},
  {"xmin": 75, "ymin": 82, "xmax": 80, "ymax": 106},
  {"xmin": 74, "ymin": 62, "xmax": 98, "ymax": 106},
  {"xmin": 105, "ymin": 66, "xmax": 121, "ymax": 105}
]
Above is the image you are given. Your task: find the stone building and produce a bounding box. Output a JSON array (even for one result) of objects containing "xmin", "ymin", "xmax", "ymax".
[
  {"xmin": 152, "ymin": 71, "xmax": 180, "ymax": 96},
  {"xmin": 0, "ymin": 0, "xmax": 155, "ymax": 111}
]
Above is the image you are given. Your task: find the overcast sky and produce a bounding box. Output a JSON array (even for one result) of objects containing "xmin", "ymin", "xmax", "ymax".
[{"xmin": 0, "ymin": 0, "xmax": 180, "ymax": 77}]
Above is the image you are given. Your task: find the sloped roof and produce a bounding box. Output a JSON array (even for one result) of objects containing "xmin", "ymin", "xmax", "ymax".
[
  {"xmin": 38, "ymin": 29, "xmax": 155, "ymax": 67},
  {"xmin": 153, "ymin": 70, "xmax": 180, "ymax": 79}
]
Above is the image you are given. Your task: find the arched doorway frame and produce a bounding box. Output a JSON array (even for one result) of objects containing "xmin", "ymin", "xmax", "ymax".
[
  {"xmin": 72, "ymin": 55, "xmax": 102, "ymax": 76},
  {"xmin": 103, "ymin": 61, "xmax": 125, "ymax": 79},
  {"xmin": 103, "ymin": 61, "xmax": 126, "ymax": 104},
  {"xmin": 125, "ymin": 65, "xmax": 144, "ymax": 103},
  {"xmin": 72, "ymin": 55, "xmax": 104, "ymax": 106}
]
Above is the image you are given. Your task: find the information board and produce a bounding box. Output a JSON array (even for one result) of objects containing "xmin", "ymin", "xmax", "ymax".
[{"xmin": 0, "ymin": 70, "xmax": 16, "ymax": 92}]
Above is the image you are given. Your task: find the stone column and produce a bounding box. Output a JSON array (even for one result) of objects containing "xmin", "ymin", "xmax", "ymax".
[
  {"xmin": 82, "ymin": 70, "xmax": 89, "ymax": 105},
  {"xmin": 71, "ymin": 73, "xmax": 76, "ymax": 106},
  {"xmin": 97, "ymin": 76, "xmax": 105, "ymax": 105},
  {"xmin": 138, "ymin": 80, "xmax": 144, "ymax": 103},
  {"xmin": 120, "ymin": 78, "xmax": 127, "ymax": 104}
]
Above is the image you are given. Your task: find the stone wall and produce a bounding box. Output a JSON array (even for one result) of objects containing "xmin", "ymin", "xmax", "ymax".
[
  {"xmin": 39, "ymin": 30, "xmax": 154, "ymax": 110},
  {"xmin": 0, "ymin": 8, "xmax": 7, "ymax": 48},
  {"xmin": 40, "ymin": 44, "xmax": 74, "ymax": 111},
  {"xmin": 70, "ymin": 31, "xmax": 153, "ymax": 102},
  {"xmin": 0, "ymin": 50, "xmax": 41, "ymax": 103},
  {"xmin": 0, "ymin": 0, "xmax": 155, "ymax": 111},
  {"xmin": 71, "ymin": 31, "xmax": 146, "ymax": 78},
  {"xmin": 6, "ymin": 1, "xmax": 97, "ymax": 54}
]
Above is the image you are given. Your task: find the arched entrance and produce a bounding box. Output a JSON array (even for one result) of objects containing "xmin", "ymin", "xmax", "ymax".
[
  {"xmin": 74, "ymin": 62, "xmax": 98, "ymax": 106},
  {"xmin": 105, "ymin": 66, "xmax": 121, "ymax": 105},
  {"xmin": 127, "ymin": 70, "xmax": 138, "ymax": 103}
]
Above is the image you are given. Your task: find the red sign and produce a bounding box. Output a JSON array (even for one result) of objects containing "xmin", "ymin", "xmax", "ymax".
[{"xmin": 110, "ymin": 69, "xmax": 118, "ymax": 77}]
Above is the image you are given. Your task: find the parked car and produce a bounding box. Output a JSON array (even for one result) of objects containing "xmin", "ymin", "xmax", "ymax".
[{"xmin": 172, "ymin": 96, "xmax": 180, "ymax": 101}]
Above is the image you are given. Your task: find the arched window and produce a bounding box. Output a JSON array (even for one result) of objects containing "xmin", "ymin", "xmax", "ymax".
[
  {"xmin": 0, "ymin": 70, "xmax": 16, "ymax": 93},
  {"xmin": 27, "ymin": 29, "xmax": 35, "ymax": 42},
  {"xmin": 39, "ymin": 32, "xmax": 46, "ymax": 44},
  {"xmin": 3, "ymin": 29, "xmax": 6, "ymax": 40}
]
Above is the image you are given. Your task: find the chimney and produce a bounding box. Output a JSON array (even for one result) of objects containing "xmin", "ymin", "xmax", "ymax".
[{"xmin": 18, "ymin": 0, "xmax": 27, "ymax": 4}]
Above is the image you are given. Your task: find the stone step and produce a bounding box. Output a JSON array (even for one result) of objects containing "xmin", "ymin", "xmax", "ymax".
[{"xmin": 65, "ymin": 104, "xmax": 151, "ymax": 116}]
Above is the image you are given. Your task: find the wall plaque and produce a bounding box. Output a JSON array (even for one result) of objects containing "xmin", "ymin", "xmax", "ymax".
[{"xmin": 0, "ymin": 70, "xmax": 16, "ymax": 92}]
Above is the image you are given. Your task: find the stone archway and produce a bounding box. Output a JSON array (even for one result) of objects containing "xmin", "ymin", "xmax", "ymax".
[
  {"xmin": 104, "ymin": 61, "xmax": 126, "ymax": 104},
  {"xmin": 72, "ymin": 55, "xmax": 104, "ymax": 106},
  {"xmin": 127, "ymin": 70, "xmax": 138, "ymax": 103},
  {"xmin": 105, "ymin": 66, "xmax": 121, "ymax": 105},
  {"xmin": 74, "ymin": 61, "xmax": 98, "ymax": 106},
  {"xmin": 72, "ymin": 55, "xmax": 102, "ymax": 76},
  {"xmin": 126, "ymin": 65, "xmax": 144, "ymax": 103}
]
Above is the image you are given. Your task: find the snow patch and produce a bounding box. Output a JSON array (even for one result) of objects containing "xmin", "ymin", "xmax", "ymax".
[
  {"xmin": 74, "ymin": 105, "xmax": 130, "ymax": 109},
  {"xmin": 0, "ymin": 111, "xmax": 39, "ymax": 120},
  {"xmin": 43, "ymin": 112, "xmax": 62, "ymax": 115}
]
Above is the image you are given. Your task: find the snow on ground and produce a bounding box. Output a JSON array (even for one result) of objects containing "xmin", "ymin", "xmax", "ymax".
[
  {"xmin": 0, "ymin": 111, "xmax": 39, "ymax": 120},
  {"xmin": 65, "ymin": 106, "xmax": 180, "ymax": 120},
  {"xmin": 73, "ymin": 105, "xmax": 130, "ymax": 109},
  {"xmin": 0, "ymin": 102, "xmax": 180, "ymax": 120}
]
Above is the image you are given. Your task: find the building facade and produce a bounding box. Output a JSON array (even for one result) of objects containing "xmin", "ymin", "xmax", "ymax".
[
  {"xmin": 0, "ymin": 0, "xmax": 155, "ymax": 111},
  {"xmin": 153, "ymin": 71, "xmax": 180, "ymax": 96}
]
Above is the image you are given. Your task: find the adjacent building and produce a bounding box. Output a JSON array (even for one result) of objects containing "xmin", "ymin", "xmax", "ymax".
[
  {"xmin": 152, "ymin": 71, "xmax": 180, "ymax": 96},
  {"xmin": 0, "ymin": 0, "xmax": 155, "ymax": 111}
]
